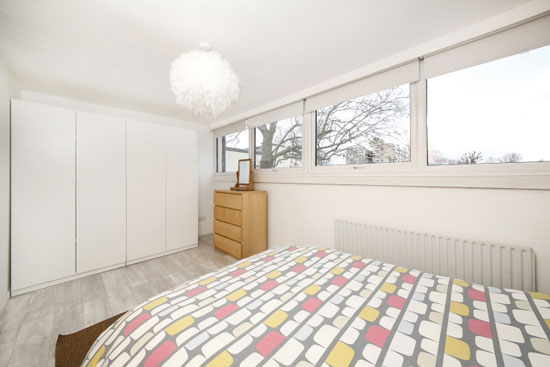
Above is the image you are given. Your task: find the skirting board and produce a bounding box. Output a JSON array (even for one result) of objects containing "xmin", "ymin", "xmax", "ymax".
[
  {"xmin": 126, "ymin": 244, "xmax": 198, "ymax": 266},
  {"xmin": 11, "ymin": 262, "xmax": 125, "ymax": 297},
  {"xmin": 0, "ymin": 290, "xmax": 9, "ymax": 313},
  {"xmin": 11, "ymin": 244, "xmax": 198, "ymax": 296}
]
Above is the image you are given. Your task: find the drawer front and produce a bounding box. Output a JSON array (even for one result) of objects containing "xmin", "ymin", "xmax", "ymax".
[
  {"xmin": 214, "ymin": 192, "xmax": 242, "ymax": 210},
  {"xmin": 214, "ymin": 206, "xmax": 242, "ymax": 226},
  {"xmin": 214, "ymin": 220, "xmax": 242, "ymax": 243},
  {"xmin": 214, "ymin": 234, "xmax": 242, "ymax": 259}
]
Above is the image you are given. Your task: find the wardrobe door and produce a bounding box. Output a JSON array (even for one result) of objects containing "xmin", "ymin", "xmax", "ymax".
[
  {"xmin": 76, "ymin": 112, "xmax": 126, "ymax": 273},
  {"xmin": 126, "ymin": 120, "xmax": 166, "ymax": 261},
  {"xmin": 11, "ymin": 100, "xmax": 75, "ymax": 292},
  {"xmin": 166, "ymin": 126, "xmax": 198, "ymax": 250}
]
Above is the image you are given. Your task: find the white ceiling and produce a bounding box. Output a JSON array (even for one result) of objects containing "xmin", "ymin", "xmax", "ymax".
[{"xmin": 0, "ymin": 0, "xmax": 531, "ymax": 126}]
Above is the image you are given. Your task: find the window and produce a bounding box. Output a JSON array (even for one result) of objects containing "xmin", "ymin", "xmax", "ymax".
[
  {"xmin": 254, "ymin": 115, "xmax": 302, "ymax": 169},
  {"xmin": 427, "ymin": 45, "xmax": 550, "ymax": 165},
  {"xmin": 213, "ymin": 16, "xmax": 550, "ymax": 190},
  {"xmin": 216, "ymin": 130, "xmax": 249, "ymax": 172},
  {"xmin": 315, "ymin": 84, "xmax": 410, "ymax": 166}
]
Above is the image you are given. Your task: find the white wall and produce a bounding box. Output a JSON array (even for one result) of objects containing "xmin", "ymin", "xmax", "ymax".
[
  {"xmin": 198, "ymin": 130, "xmax": 214, "ymax": 235},
  {"xmin": 19, "ymin": 91, "xmax": 214, "ymax": 237},
  {"xmin": 214, "ymin": 181, "xmax": 550, "ymax": 292},
  {"xmin": 0, "ymin": 58, "xmax": 19, "ymax": 308}
]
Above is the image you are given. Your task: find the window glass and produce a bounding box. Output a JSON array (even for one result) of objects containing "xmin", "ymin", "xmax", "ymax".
[
  {"xmin": 216, "ymin": 130, "xmax": 249, "ymax": 172},
  {"xmin": 255, "ymin": 116, "xmax": 302, "ymax": 169},
  {"xmin": 315, "ymin": 84, "xmax": 410, "ymax": 166},
  {"xmin": 427, "ymin": 45, "xmax": 550, "ymax": 165}
]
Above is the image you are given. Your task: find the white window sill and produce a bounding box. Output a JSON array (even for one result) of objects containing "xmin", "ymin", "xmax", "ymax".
[{"xmin": 215, "ymin": 163, "xmax": 550, "ymax": 190}]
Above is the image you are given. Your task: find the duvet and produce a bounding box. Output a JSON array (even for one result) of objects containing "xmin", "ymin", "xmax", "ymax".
[{"xmin": 83, "ymin": 245, "xmax": 550, "ymax": 367}]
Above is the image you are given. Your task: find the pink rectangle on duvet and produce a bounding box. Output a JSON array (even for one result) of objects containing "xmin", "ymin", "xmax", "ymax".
[
  {"xmin": 332, "ymin": 276, "xmax": 347, "ymax": 286},
  {"xmin": 185, "ymin": 286, "xmax": 207, "ymax": 297},
  {"xmin": 261, "ymin": 280, "xmax": 278, "ymax": 291},
  {"xmin": 468, "ymin": 318, "xmax": 492, "ymax": 338},
  {"xmin": 468, "ymin": 288, "xmax": 486, "ymax": 302},
  {"xmin": 144, "ymin": 340, "xmax": 176, "ymax": 367},
  {"xmin": 123, "ymin": 312, "xmax": 151, "ymax": 337},
  {"xmin": 402, "ymin": 274, "xmax": 417, "ymax": 284},
  {"xmin": 215, "ymin": 303, "xmax": 239, "ymax": 319},
  {"xmin": 302, "ymin": 297, "xmax": 322, "ymax": 312},
  {"xmin": 256, "ymin": 332, "xmax": 285, "ymax": 357},
  {"xmin": 366, "ymin": 325, "xmax": 390, "ymax": 348},
  {"xmin": 388, "ymin": 295, "xmax": 406, "ymax": 310},
  {"xmin": 230, "ymin": 269, "xmax": 246, "ymax": 277},
  {"xmin": 292, "ymin": 264, "xmax": 306, "ymax": 273}
]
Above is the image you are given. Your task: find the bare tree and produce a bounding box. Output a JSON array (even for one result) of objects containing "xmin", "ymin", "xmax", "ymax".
[
  {"xmin": 225, "ymin": 131, "xmax": 246, "ymax": 146},
  {"xmin": 459, "ymin": 151, "xmax": 483, "ymax": 164},
  {"xmin": 499, "ymin": 152, "xmax": 522, "ymax": 163},
  {"xmin": 256, "ymin": 117, "xmax": 302, "ymax": 168},
  {"xmin": 218, "ymin": 131, "xmax": 248, "ymax": 172},
  {"xmin": 316, "ymin": 87, "xmax": 409, "ymax": 165},
  {"xmin": 253, "ymin": 86, "xmax": 410, "ymax": 168}
]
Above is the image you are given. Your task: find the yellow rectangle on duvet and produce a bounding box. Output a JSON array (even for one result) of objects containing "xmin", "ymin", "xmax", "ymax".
[
  {"xmin": 304, "ymin": 284, "xmax": 321, "ymax": 295},
  {"xmin": 358, "ymin": 305, "xmax": 379, "ymax": 322},
  {"xmin": 208, "ymin": 350, "xmax": 233, "ymax": 367},
  {"xmin": 445, "ymin": 335, "xmax": 470, "ymax": 360},
  {"xmin": 226, "ymin": 289, "xmax": 246, "ymax": 301},
  {"xmin": 166, "ymin": 315, "xmax": 194, "ymax": 336},
  {"xmin": 380, "ymin": 283, "xmax": 396, "ymax": 294},
  {"xmin": 143, "ymin": 296, "xmax": 167, "ymax": 310},
  {"xmin": 450, "ymin": 301, "xmax": 469, "ymax": 316},
  {"xmin": 237, "ymin": 261, "xmax": 251, "ymax": 268},
  {"xmin": 264, "ymin": 309, "xmax": 288, "ymax": 328},
  {"xmin": 266, "ymin": 270, "xmax": 281, "ymax": 279},
  {"xmin": 530, "ymin": 292, "xmax": 550, "ymax": 300},
  {"xmin": 326, "ymin": 341, "xmax": 354, "ymax": 367},
  {"xmin": 199, "ymin": 276, "xmax": 216, "ymax": 285}
]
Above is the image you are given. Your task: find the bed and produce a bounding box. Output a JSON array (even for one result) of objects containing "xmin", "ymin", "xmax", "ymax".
[{"xmin": 83, "ymin": 245, "xmax": 550, "ymax": 367}]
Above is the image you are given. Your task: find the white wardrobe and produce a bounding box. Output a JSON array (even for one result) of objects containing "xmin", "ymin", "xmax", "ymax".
[
  {"xmin": 77, "ymin": 111, "xmax": 127, "ymax": 273},
  {"xmin": 11, "ymin": 100, "xmax": 198, "ymax": 295}
]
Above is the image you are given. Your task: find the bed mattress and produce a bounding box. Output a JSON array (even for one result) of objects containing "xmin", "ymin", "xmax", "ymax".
[{"xmin": 83, "ymin": 245, "xmax": 550, "ymax": 367}]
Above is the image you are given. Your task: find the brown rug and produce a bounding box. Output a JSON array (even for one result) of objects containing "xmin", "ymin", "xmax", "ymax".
[{"xmin": 55, "ymin": 312, "xmax": 124, "ymax": 367}]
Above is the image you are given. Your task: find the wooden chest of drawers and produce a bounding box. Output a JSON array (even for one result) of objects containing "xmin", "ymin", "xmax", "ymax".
[{"xmin": 213, "ymin": 190, "xmax": 267, "ymax": 259}]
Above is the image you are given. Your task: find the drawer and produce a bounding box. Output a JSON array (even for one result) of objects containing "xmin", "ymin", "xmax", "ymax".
[
  {"xmin": 214, "ymin": 220, "xmax": 242, "ymax": 242},
  {"xmin": 214, "ymin": 233, "xmax": 242, "ymax": 259},
  {"xmin": 214, "ymin": 192, "xmax": 242, "ymax": 210},
  {"xmin": 214, "ymin": 206, "xmax": 242, "ymax": 226}
]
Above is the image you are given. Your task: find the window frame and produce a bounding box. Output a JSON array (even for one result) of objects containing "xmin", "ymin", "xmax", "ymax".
[
  {"xmin": 425, "ymin": 45, "xmax": 550, "ymax": 168},
  {"xmin": 214, "ymin": 15, "xmax": 550, "ymax": 189},
  {"xmin": 215, "ymin": 129, "xmax": 250, "ymax": 175},
  {"xmin": 311, "ymin": 83, "xmax": 414, "ymax": 172}
]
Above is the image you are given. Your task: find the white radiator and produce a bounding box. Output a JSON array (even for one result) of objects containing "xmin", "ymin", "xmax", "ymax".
[{"xmin": 335, "ymin": 219, "xmax": 536, "ymax": 291}]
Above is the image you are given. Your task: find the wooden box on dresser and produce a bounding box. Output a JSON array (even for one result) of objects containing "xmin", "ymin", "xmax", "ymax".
[{"xmin": 213, "ymin": 190, "xmax": 267, "ymax": 259}]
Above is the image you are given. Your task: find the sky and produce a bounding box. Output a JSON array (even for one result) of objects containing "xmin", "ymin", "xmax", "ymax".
[{"xmin": 427, "ymin": 44, "xmax": 550, "ymax": 164}]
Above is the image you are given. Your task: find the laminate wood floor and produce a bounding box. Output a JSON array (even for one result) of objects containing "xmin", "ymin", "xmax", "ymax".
[{"xmin": 0, "ymin": 235, "xmax": 234, "ymax": 367}]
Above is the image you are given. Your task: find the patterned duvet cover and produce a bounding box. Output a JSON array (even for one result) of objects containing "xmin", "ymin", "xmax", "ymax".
[{"xmin": 83, "ymin": 245, "xmax": 550, "ymax": 367}]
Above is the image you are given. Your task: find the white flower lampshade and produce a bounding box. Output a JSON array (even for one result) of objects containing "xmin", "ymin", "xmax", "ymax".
[{"xmin": 169, "ymin": 43, "xmax": 240, "ymax": 118}]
